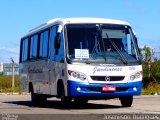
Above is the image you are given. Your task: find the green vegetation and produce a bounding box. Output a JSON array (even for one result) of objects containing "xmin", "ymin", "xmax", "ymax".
[
  {"xmin": 142, "ymin": 82, "xmax": 160, "ymax": 95},
  {"xmin": 142, "ymin": 61, "xmax": 160, "ymax": 95},
  {"xmin": 0, "ymin": 75, "xmax": 20, "ymax": 93},
  {"xmin": 140, "ymin": 45, "xmax": 160, "ymax": 95}
]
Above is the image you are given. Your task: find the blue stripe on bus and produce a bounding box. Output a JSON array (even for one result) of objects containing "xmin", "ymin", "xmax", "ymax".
[{"xmin": 68, "ymin": 80, "xmax": 142, "ymax": 97}]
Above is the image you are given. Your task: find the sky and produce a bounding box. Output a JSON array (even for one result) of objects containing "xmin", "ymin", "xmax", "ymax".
[{"xmin": 0, "ymin": 0, "xmax": 160, "ymax": 63}]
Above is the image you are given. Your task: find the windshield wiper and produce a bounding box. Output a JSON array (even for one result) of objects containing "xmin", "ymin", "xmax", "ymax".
[
  {"xmin": 90, "ymin": 25, "xmax": 107, "ymax": 61},
  {"xmin": 106, "ymin": 34, "xmax": 128, "ymax": 65}
]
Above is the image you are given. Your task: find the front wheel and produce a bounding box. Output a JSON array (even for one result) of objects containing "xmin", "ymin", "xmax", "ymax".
[
  {"xmin": 31, "ymin": 92, "xmax": 47, "ymax": 105},
  {"xmin": 74, "ymin": 98, "xmax": 88, "ymax": 104},
  {"xmin": 60, "ymin": 87, "xmax": 72, "ymax": 103},
  {"xmin": 31, "ymin": 92, "xmax": 39, "ymax": 105},
  {"xmin": 120, "ymin": 96, "xmax": 133, "ymax": 107}
]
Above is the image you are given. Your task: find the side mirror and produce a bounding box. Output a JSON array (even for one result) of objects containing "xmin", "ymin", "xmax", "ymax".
[{"xmin": 54, "ymin": 33, "xmax": 61, "ymax": 55}]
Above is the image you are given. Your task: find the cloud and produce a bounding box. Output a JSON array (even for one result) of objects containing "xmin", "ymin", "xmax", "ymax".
[{"xmin": 0, "ymin": 46, "xmax": 19, "ymax": 63}]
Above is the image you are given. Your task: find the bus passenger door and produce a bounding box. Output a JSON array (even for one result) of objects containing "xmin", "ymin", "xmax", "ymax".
[
  {"xmin": 48, "ymin": 26, "xmax": 57, "ymax": 95},
  {"xmin": 38, "ymin": 30, "xmax": 51, "ymax": 95}
]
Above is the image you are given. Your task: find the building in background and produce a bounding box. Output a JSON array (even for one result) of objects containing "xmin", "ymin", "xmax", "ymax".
[
  {"xmin": 1, "ymin": 63, "xmax": 19, "ymax": 75},
  {"xmin": 0, "ymin": 62, "xmax": 3, "ymax": 75}
]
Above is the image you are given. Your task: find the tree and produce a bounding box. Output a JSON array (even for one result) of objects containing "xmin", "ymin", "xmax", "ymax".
[
  {"xmin": 141, "ymin": 46, "xmax": 151, "ymax": 62},
  {"xmin": 140, "ymin": 46, "xmax": 152, "ymax": 78}
]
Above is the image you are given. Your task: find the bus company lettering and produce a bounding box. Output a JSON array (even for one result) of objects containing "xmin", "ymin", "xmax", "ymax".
[
  {"xmin": 93, "ymin": 67, "xmax": 122, "ymax": 74},
  {"xmin": 28, "ymin": 66, "xmax": 43, "ymax": 73}
]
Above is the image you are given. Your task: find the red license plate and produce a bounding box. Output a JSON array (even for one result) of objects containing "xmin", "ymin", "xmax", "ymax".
[{"xmin": 102, "ymin": 86, "xmax": 116, "ymax": 92}]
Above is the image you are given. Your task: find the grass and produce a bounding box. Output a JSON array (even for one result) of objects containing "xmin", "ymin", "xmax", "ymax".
[
  {"xmin": 142, "ymin": 82, "xmax": 160, "ymax": 95},
  {"xmin": 0, "ymin": 75, "xmax": 20, "ymax": 93},
  {"xmin": 0, "ymin": 87, "xmax": 20, "ymax": 93}
]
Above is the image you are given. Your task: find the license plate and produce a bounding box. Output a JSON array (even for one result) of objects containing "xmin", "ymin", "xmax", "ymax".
[{"xmin": 102, "ymin": 86, "xmax": 116, "ymax": 92}]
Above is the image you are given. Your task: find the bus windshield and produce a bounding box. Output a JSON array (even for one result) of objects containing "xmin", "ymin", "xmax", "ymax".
[{"xmin": 66, "ymin": 24, "xmax": 140, "ymax": 65}]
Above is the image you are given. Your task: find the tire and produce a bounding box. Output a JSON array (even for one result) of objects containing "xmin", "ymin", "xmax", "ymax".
[
  {"xmin": 60, "ymin": 86, "xmax": 71, "ymax": 103},
  {"xmin": 120, "ymin": 96, "xmax": 133, "ymax": 107},
  {"xmin": 31, "ymin": 92, "xmax": 39, "ymax": 105},
  {"xmin": 39, "ymin": 94, "xmax": 47, "ymax": 103},
  {"xmin": 74, "ymin": 98, "xmax": 88, "ymax": 104},
  {"xmin": 31, "ymin": 92, "xmax": 47, "ymax": 105}
]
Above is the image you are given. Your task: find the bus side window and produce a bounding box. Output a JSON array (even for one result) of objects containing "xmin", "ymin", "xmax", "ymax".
[
  {"xmin": 49, "ymin": 26, "xmax": 57, "ymax": 60},
  {"xmin": 39, "ymin": 30, "xmax": 49, "ymax": 58},
  {"xmin": 21, "ymin": 38, "xmax": 28, "ymax": 62},
  {"xmin": 49, "ymin": 25, "xmax": 64, "ymax": 62},
  {"xmin": 30, "ymin": 34, "xmax": 38, "ymax": 59}
]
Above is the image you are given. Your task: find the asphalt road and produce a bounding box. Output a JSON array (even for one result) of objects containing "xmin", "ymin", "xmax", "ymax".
[{"xmin": 0, "ymin": 95, "xmax": 160, "ymax": 120}]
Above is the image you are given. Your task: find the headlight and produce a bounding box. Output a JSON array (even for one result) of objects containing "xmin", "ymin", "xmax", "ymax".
[
  {"xmin": 130, "ymin": 71, "xmax": 142, "ymax": 81},
  {"xmin": 68, "ymin": 70, "xmax": 87, "ymax": 81}
]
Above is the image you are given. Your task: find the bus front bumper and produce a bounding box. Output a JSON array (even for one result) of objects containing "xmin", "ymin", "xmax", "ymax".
[{"xmin": 68, "ymin": 80, "xmax": 142, "ymax": 97}]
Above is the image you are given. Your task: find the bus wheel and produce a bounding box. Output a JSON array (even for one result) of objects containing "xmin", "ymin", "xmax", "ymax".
[
  {"xmin": 39, "ymin": 94, "xmax": 47, "ymax": 103},
  {"xmin": 31, "ymin": 92, "xmax": 39, "ymax": 105},
  {"xmin": 120, "ymin": 96, "xmax": 133, "ymax": 107},
  {"xmin": 74, "ymin": 98, "xmax": 88, "ymax": 104},
  {"xmin": 31, "ymin": 92, "xmax": 47, "ymax": 105},
  {"xmin": 60, "ymin": 87, "xmax": 71, "ymax": 103}
]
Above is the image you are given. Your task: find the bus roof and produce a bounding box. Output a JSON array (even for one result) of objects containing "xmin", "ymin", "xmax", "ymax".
[
  {"xmin": 47, "ymin": 17, "xmax": 130, "ymax": 25},
  {"xmin": 22, "ymin": 18, "xmax": 131, "ymax": 38}
]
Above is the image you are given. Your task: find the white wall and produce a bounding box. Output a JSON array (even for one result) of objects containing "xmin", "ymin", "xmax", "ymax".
[{"xmin": 0, "ymin": 62, "xmax": 3, "ymax": 72}]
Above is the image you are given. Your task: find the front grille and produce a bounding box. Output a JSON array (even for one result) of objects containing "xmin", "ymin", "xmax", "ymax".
[{"xmin": 90, "ymin": 76, "xmax": 124, "ymax": 82}]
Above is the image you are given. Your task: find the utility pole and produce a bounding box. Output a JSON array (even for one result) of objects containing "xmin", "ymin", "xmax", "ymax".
[
  {"xmin": 10, "ymin": 58, "xmax": 15, "ymax": 92},
  {"xmin": 148, "ymin": 60, "xmax": 151, "ymax": 78}
]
